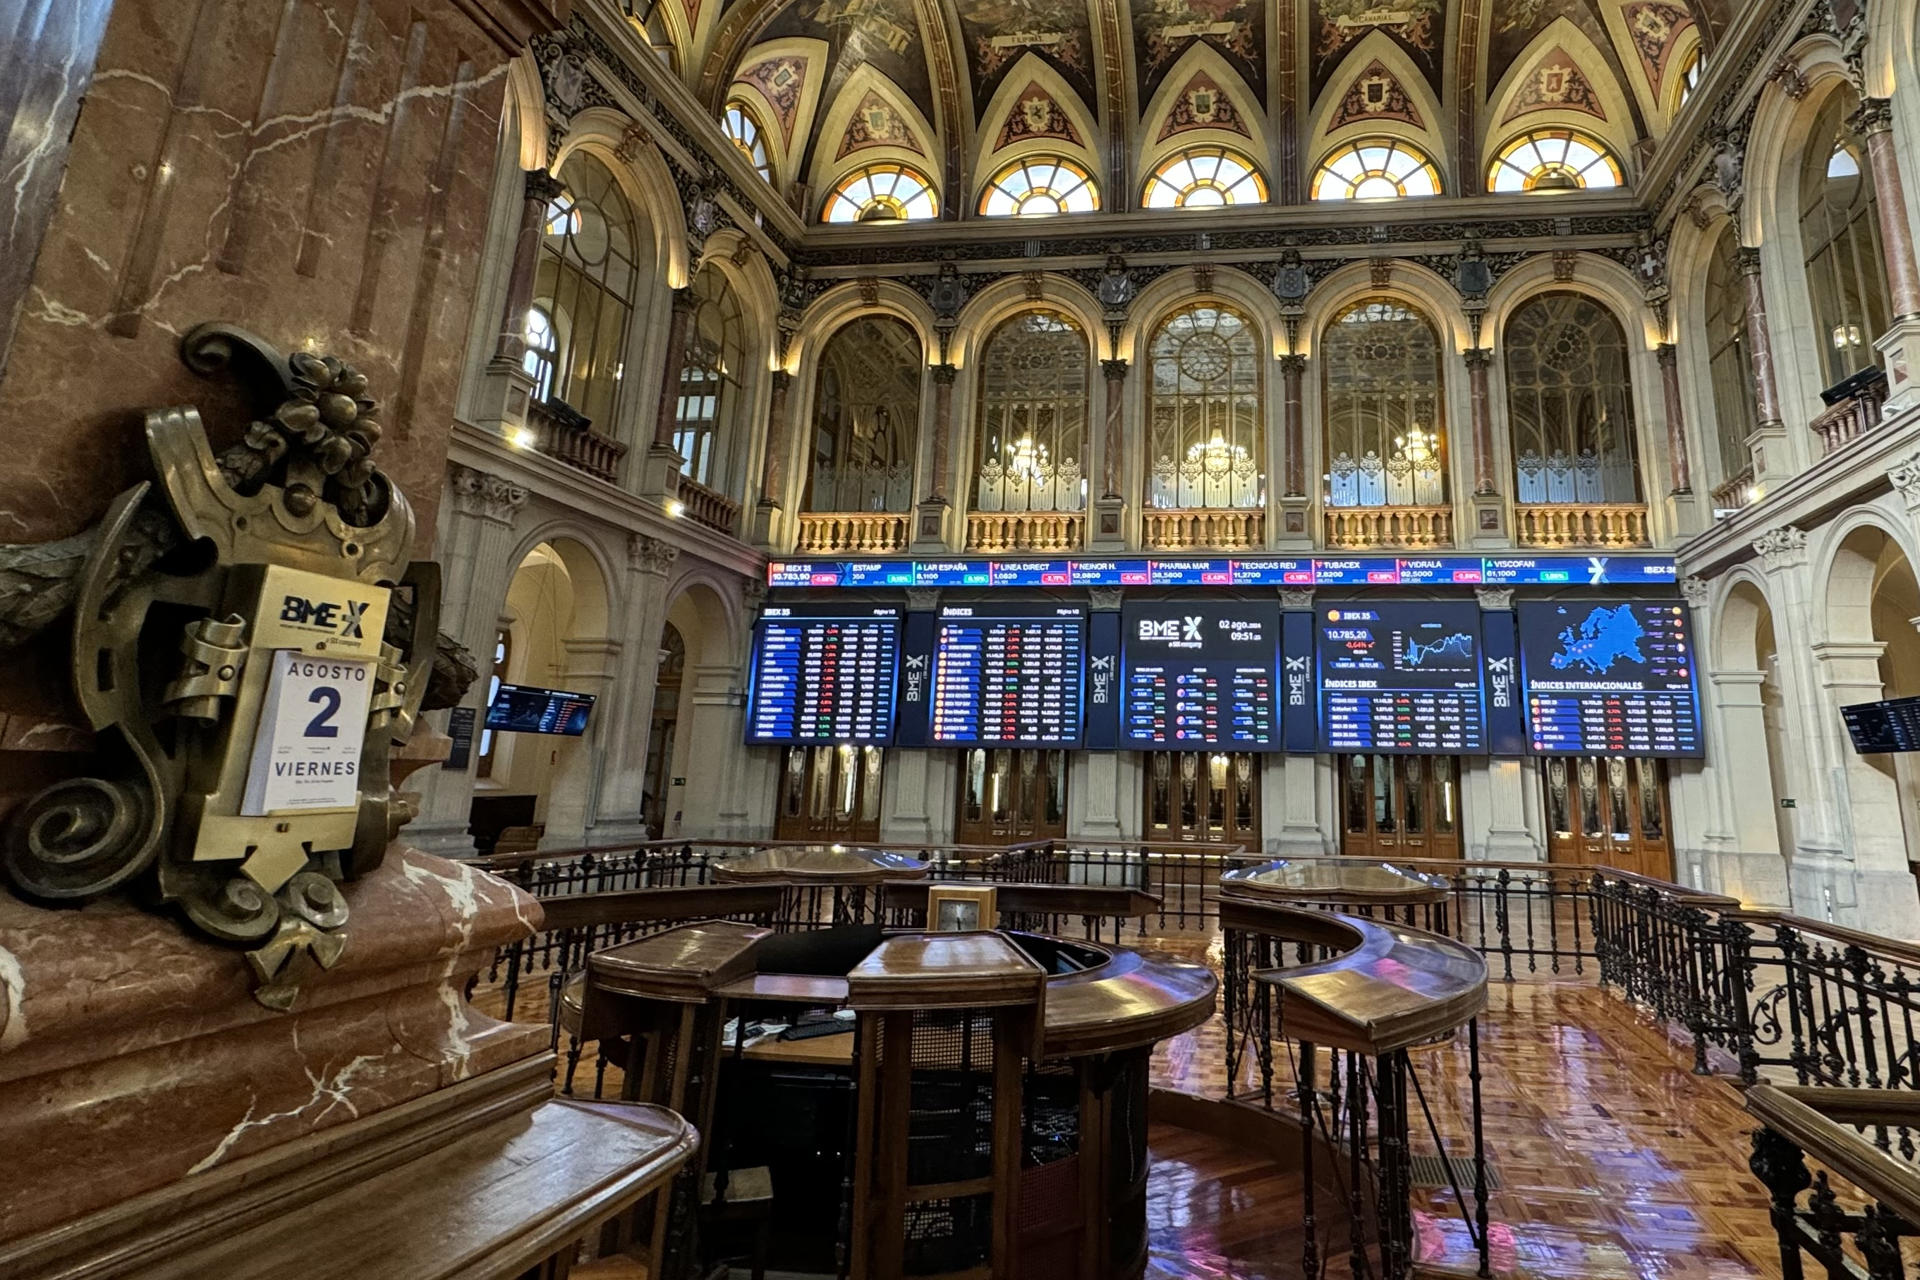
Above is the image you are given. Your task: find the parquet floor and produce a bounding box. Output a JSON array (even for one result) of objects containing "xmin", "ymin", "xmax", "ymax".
[{"xmin": 474, "ymin": 930, "xmax": 1809, "ymax": 1279}]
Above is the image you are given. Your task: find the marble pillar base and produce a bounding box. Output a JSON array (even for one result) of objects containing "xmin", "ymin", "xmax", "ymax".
[
  {"xmin": 1877, "ymin": 316, "xmax": 1920, "ymax": 414},
  {"xmin": 1689, "ymin": 842, "xmax": 1792, "ymax": 910},
  {"xmin": 0, "ymin": 845, "xmax": 547, "ymax": 1244},
  {"xmin": 1788, "ymin": 857, "xmax": 1920, "ymax": 941},
  {"xmin": 1090, "ymin": 495, "xmax": 1128, "ymax": 549}
]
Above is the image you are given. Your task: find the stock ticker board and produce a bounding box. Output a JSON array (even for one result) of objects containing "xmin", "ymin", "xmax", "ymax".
[
  {"xmin": 1119, "ymin": 601, "xmax": 1282, "ymax": 750},
  {"xmin": 928, "ymin": 605, "xmax": 1086, "ymax": 748},
  {"xmin": 1516, "ymin": 601, "xmax": 1704, "ymax": 758},
  {"xmin": 1316, "ymin": 601, "xmax": 1488, "ymax": 754},
  {"xmin": 746, "ymin": 605, "xmax": 901, "ymax": 745},
  {"xmin": 766, "ymin": 554, "xmax": 1679, "ymax": 589}
]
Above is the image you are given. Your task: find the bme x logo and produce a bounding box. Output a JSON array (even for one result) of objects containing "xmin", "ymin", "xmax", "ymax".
[{"xmin": 281, "ymin": 595, "xmax": 371, "ymax": 638}]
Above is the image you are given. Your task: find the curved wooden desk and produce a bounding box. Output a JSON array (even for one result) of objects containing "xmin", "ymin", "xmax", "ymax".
[{"xmin": 579, "ymin": 923, "xmax": 1215, "ymax": 1280}]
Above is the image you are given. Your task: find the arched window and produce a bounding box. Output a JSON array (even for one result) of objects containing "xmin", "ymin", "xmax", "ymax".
[
  {"xmin": 1801, "ymin": 90, "xmax": 1891, "ymax": 388},
  {"xmin": 674, "ymin": 267, "xmax": 746, "ymax": 489},
  {"xmin": 1141, "ymin": 147, "xmax": 1268, "ymax": 209},
  {"xmin": 975, "ymin": 311, "xmax": 1089, "ymax": 512},
  {"xmin": 1147, "ymin": 305, "xmax": 1264, "ymax": 509},
  {"xmin": 723, "ymin": 101, "xmax": 772, "ymax": 182},
  {"xmin": 1487, "ymin": 129, "xmax": 1624, "ymax": 192},
  {"xmin": 531, "ymin": 152, "xmax": 643, "ymax": 432},
  {"xmin": 522, "ymin": 305, "xmax": 557, "ymax": 402},
  {"xmin": 1705, "ymin": 225, "xmax": 1760, "ymax": 482},
  {"xmin": 1676, "ymin": 46, "xmax": 1703, "ymax": 109},
  {"xmin": 1504, "ymin": 293, "xmax": 1640, "ymax": 504},
  {"xmin": 1311, "ymin": 138, "xmax": 1443, "ymax": 200},
  {"xmin": 978, "ymin": 156, "xmax": 1100, "ymax": 216},
  {"xmin": 1322, "ymin": 301, "xmax": 1446, "ymax": 508},
  {"xmin": 823, "ymin": 163, "xmax": 939, "ymax": 223},
  {"xmin": 807, "ymin": 316, "xmax": 922, "ymax": 512}
]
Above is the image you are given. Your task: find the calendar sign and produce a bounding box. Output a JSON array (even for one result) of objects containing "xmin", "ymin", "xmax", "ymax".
[{"xmin": 241, "ymin": 651, "xmax": 377, "ymax": 815}]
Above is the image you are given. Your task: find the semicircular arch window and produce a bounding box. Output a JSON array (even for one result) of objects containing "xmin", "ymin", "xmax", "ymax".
[
  {"xmin": 1311, "ymin": 138, "xmax": 1443, "ymax": 200},
  {"xmin": 723, "ymin": 101, "xmax": 772, "ymax": 183},
  {"xmin": 1321, "ymin": 300, "xmax": 1447, "ymax": 510},
  {"xmin": 823, "ymin": 163, "xmax": 939, "ymax": 224},
  {"xmin": 1146, "ymin": 304, "xmax": 1264, "ymax": 509},
  {"xmin": 1141, "ymin": 147, "xmax": 1268, "ymax": 209},
  {"xmin": 979, "ymin": 156, "xmax": 1100, "ymax": 216},
  {"xmin": 1487, "ymin": 129, "xmax": 1624, "ymax": 193}
]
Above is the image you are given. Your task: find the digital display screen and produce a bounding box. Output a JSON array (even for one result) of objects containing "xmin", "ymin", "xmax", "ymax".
[
  {"xmin": 1843, "ymin": 696, "xmax": 1920, "ymax": 754},
  {"xmin": 767, "ymin": 554, "xmax": 1679, "ymax": 589},
  {"xmin": 1120, "ymin": 601, "xmax": 1281, "ymax": 750},
  {"xmin": 746, "ymin": 606, "xmax": 900, "ymax": 745},
  {"xmin": 1317, "ymin": 602, "xmax": 1486, "ymax": 754},
  {"xmin": 1517, "ymin": 601, "xmax": 1703, "ymax": 758},
  {"xmin": 930, "ymin": 605, "xmax": 1086, "ymax": 748},
  {"xmin": 485, "ymin": 684, "xmax": 596, "ymax": 736}
]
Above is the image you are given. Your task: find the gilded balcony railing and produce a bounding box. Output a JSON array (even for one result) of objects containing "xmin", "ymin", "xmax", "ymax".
[
  {"xmin": 529, "ymin": 399, "xmax": 626, "ymax": 484},
  {"xmin": 1323, "ymin": 505, "xmax": 1453, "ymax": 550},
  {"xmin": 1142, "ymin": 508, "xmax": 1264, "ymax": 551},
  {"xmin": 677, "ymin": 476, "xmax": 739, "ymax": 536},
  {"xmin": 794, "ymin": 511, "xmax": 910, "ymax": 554},
  {"xmin": 1513, "ymin": 503, "xmax": 1651, "ymax": 548},
  {"xmin": 965, "ymin": 511, "xmax": 1085, "ymax": 553}
]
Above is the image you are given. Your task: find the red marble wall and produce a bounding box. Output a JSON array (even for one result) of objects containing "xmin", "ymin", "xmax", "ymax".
[{"xmin": 0, "ymin": 0, "xmax": 562, "ymax": 549}]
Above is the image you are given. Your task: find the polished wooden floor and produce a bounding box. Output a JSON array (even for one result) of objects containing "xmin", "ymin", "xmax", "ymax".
[{"xmin": 477, "ymin": 930, "xmax": 1807, "ymax": 1279}]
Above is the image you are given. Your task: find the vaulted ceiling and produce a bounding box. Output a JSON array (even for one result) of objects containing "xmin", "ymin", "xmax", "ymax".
[{"xmin": 655, "ymin": 0, "xmax": 1737, "ymax": 213}]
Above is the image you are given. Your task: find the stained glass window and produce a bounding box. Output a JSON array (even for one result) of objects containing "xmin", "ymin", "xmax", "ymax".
[
  {"xmin": 1488, "ymin": 130, "xmax": 1624, "ymax": 192},
  {"xmin": 531, "ymin": 152, "xmax": 642, "ymax": 430},
  {"xmin": 975, "ymin": 311, "xmax": 1088, "ymax": 512},
  {"xmin": 1141, "ymin": 147, "xmax": 1268, "ymax": 209},
  {"xmin": 807, "ymin": 316, "xmax": 923, "ymax": 512},
  {"xmin": 1504, "ymin": 293, "xmax": 1641, "ymax": 504},
  {"xmin": 1800, "ymin": 90, "xmax": 1890, "ymax": 387},
  {"xmin": 823, "ymin": 163, "xmax": 938, "ymax": 223},
  {"xmin": 1312, "ymin": 139, "xmax": 1443, "ymax": 200},
  {"xmin": 979, "ymin": 156, "xmax": 1100, "ymax": 216},
  {"xmin": 1322, "ymin": 301, "xmax": 1446, "ymax": 509},
  {"xmin": 723, "ymin": 101, "xmax": 771, "ymax": 182},
  {"xmin": 1704, "ymin": 225, "xmax": 1759, "ymax": 482}
]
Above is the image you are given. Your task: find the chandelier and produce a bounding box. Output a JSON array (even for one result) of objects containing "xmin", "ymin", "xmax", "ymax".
[
  {"xmin": 1394, "ymin": 425, "xmax": 1436, "ymax": 464},
  {"xmin": 1006, "ymin": 435, "xmax": 1051, "ymax": 479},
  {"xmin": 1186, "ymin": 432, "xmax": 1250, "ymax": 472}
]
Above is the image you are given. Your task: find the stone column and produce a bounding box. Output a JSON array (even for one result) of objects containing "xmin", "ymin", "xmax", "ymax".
[
  {"xmin": 1280, "ymin": 354, "xmax": 1307, "ymax": 497},
  {"xmin": 758, "ymin": 369, "xmax": 793, "ymax": 508},
  {"xmin": 540, "ymin": 637, "xmax": 622, "ymax": 849},
  {"xmin": 1656, "ymin": 343, "xmax": 1694, "ymax": 494},
  {"xmin": 490, "ymin": 168, "xmax": 565, "ymax": 370},
  {"xmin": 913, "ymin": 363, "xmax": 958, "ymax": 548},
  {"xmin": 410, "ymin": 466, "xmax": 528, "ymax": 853},
  {"xmin": 1093, "ymin": 359, "xmax": 1130, "ymax": 548},
  {"xmin": 1703, "ymin": 668, "xmax": 1792, "ymax": 907},
  {"xmin": 1735, "ymin": 247, "xmax": 1797, "ymax": 491},
  {"xmin": 590, "ymin": 533, "xmax": 680, "ymax": 842},
  {"xmin": 1808, "ymin": 637, "xmax": 1920, "ymax": 936},
  {"xmin": 671, "ymin": 663, "xmax": 754, "ymax": 838},
  {"xmin": 1465, "ymin": 348, "xmax": 1496, "ymax": 494},
  {"xmin": 650, "ymin": 287, "xmax": 696, "ymax": 452},
  {"xmin": 1858, "ymin": 98, "xmax": 1920, "ymax": 411}
]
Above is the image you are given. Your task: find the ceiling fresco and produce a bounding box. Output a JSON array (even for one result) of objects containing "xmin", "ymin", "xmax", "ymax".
[{"xmin": 708, "ymin": 0, "xmax": 1738, "ymax": 198}]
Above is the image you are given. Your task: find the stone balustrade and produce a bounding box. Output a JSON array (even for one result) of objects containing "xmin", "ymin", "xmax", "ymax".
[
  {"xmin": 529, "ymin": 398, "xmax": 626, "ymax": 484},
  {"xmin": 1513, "ymin": 502, "xmax": 1650, "ymax": 549},
  {"xmin": 1141, "ymin": 508, "xmax": 1265, "ymax": 550},
  {"xmin": 965, "ymin": 510, "xmax": 1085, "ymax": 553},
  {"xmin": 1323, "ymin": 505, "xmax": 1453, "ymax": 549},
  {"xmin": 677, "ymin": 476, "xmax": 740, "ymax": 536},
  {"xmin": 794, "ymin": 511, "xmax": 911, "ymax": 554}
]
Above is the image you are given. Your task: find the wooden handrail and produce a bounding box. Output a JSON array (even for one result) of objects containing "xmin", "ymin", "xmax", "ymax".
[
  {"xmin": 1722, "ymin": 909, "xmax": 1920, "ymax": 966},
  {"xmin": 533, "ymin": 883, "xmax": 787, "ymax": 933},
  {"xmin": 881, "ymin": 881, "xmax": 1161, "ymax": 920},
  {"xmin": 1747, "ymin": 1082, "xmax": 1920, "ymax": 1223}
]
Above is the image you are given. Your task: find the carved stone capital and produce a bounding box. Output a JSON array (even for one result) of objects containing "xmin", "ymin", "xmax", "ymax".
[
  {"xmin": 1279, "ymin": 353, "xmax": 1308, "ymax": 377},
  {"xmin": 1752, "ymin": 525, "xmax": 1809, "ymax": 572},
  {"xmin": 1474, "ymin": 587, "xmax": 1515, "ymax": 612},
  {"xmin": 1851, "ymin": 96, "xmax": 1896, "ymax": 139},
  {"xmin": 1279, "ymin": 588, "xmax": 1315, "ymax": 611},
  {"xmin": 1736, "ymin": 245, "xmax": 1764, "ymax": 278},
  {"xmin": 1101, "ymin": 358, "xmax": 1130, "ymax": 382},
  {"xmin": 524, "ymin": 167, "xmax": 565, "ymax": 203},
  {"xmin": 1463, "ymin": 347, "xmax": 1495, "ymax": 371},
  {"xmin": 742, "ymin": 578, "xmax": 768, "ymax": 611},
  {"xmin": 450, "ymin": 465, "xmax": 528, "ymax": 525},
  {"xmin": 931, "ymin": 363, "xmax": 958, "ymax": 387},
  {"xmin": 629, "ymin": 531, "xmax": 679, "ymax": 575},
  {"xmin": 905, "ymin": 587, "xmax": 942, "ymax": 612},
  {"xmin": 1087, "ymin": 587, "xmax": 1124, "ymax": 612},
  {"xmin": 1657, "ymin": 342, "xmax": 1679, "ymax": 370},
  {"xmin": 1679, "ymin": 575, "xmax": 1712, "ymax": 608}
]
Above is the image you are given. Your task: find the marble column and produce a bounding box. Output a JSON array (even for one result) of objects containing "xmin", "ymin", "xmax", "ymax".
[
  {"xmin": 490, "ymin": 169, "xmax": 565, "ymax": 370},
  {"xmin": 1738, "ymin": 248, "xmax": 1793, "ymax": 487},
  {"xmin": 1281, "ymin": 355, "xmax": 1307, "ymax": 497},
  {"xmin": 1465, "ymin": 348, "xmax": 1496, "ymax": 494},
  {"xmin": 411, "ymin": 466, "xmax": 529, "ymax": 853},
  {"xmin": 650, "ymin": 287, "xmax": 697, "ymax": 451},
  {"xmin": 929, "ymin": 363, "xmax": 958, "ymax": 502},
  {"xmin": 1858, "ymin": 98, "xmax": 1920, "ymax": 410},
  {"xmin": 1656, "ymin": 343, "xmax": 1694, "ymax": 494},
  {"xmin": 758, "ymin": 369, "xmax": 793, "ymax": 507},
  {"xmin": 1100, "ymin": 359, "xmax": 1129, "ymax": 499}
]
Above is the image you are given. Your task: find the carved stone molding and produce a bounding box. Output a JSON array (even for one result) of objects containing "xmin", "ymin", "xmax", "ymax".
[
  {"xmin": 1370, "ymin": 257, "xmax": 1394, "ymax": 288},
  {"xmin": 1679, "ymin": 576, "xmax": 1712, "ymax": 608},
  {"xmin": 1890, "ymin": 449, "xmax": 1920, "ymax": 510},
  {"xmin": 451, "ymin": 465, "xmax": 529, "ymax": 526},
  {"xmin": 1101, "ymin": 358, "xmax": 1130, "ymax": 382},
  {"xmin": 629, "ymin": 532, "xmax": 679, "ymax": 574},
  {"xmin": 1552, "ymin": 250, "xmax": 1578, "ymax": 283},
  {"xmin": 1087, "ymin": 587, "xmax": 1124, "ymax": 612},
  {"xmin": 742, "ymin": 578, "xmax": 768, "ymax": 611},
  {"xmin": 1753, "ymin": 525, "xmax": 1809, "ymax": 571},
  {"xmin": 1280, "ymin": 588, "xmax": 1315, "ymax": 611},
  {"xmin": 1474, "ymin": 587, "xmax": 1515, "ymax": 612},
  {"xmin": 1770, "ymin": 57, "xmax": 1811, "ymax": 101},
  {"xmin": 905, "ymin": 587, "xmax": 943, "ymax": 612}
]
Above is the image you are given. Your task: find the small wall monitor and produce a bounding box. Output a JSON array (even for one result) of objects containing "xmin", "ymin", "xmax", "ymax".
[
  {"xmin": 1843, "ymin": 696, "xmax": 1920, "ymax": 754},
  {"xmin": 485, "ymin": 684, "xmax": 596, "ymax": 736}
]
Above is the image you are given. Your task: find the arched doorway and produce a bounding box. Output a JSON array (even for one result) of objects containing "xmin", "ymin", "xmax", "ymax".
[
  {"xmin": 469, "ymin": 538, "xmax": 613, "ymax": 853},
  {"xmin": 644, "ymin": 624, "xmax": 686, "ymax": 840},
  {"xmin": 656, "ymin": 580, "xmax": 749, "ymax": 839}
]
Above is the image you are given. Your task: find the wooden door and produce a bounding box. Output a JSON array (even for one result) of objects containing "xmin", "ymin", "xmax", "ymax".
[
  {"xmin": 955, "ymin": 749, "xmax": 1069, "ymax": 846},
  {"xmin": 1144, "ymin": 752, "xmax": 1261, "ymax": 847},
  {"xmin": 1543, "ymin": 756, "xmax": 1673, "ymax": 879},
  {"xmin": 774, "ymin": 744, "xmax": 885, "ymax": 843},
  {"xmin": 1337, "ymin": 755, "xmax": 1462, "ymax": 860}
]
